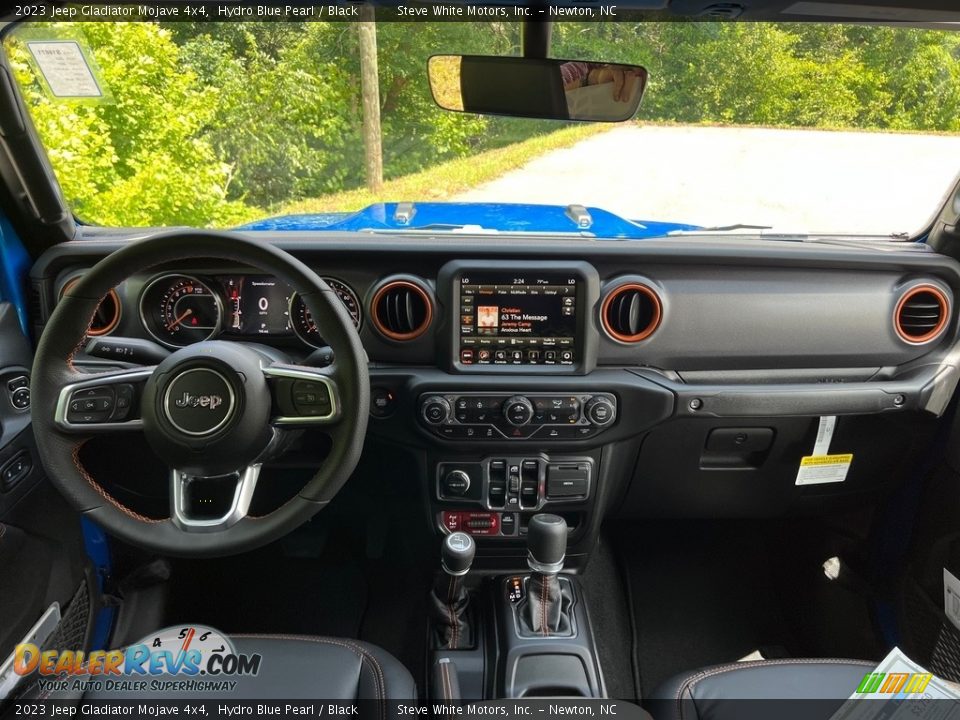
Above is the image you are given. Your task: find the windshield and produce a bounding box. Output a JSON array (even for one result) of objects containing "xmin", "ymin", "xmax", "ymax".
[{"xmin": 5, "ymin": 20, "xmax": 960, "ymax": 237}]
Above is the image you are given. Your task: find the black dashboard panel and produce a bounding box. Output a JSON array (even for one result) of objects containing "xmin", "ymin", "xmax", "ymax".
[
  {"xmin": 31, "ymin": 233, "xmax": 960, "ymax": 427},
  {"xmin": 28, "ymin": 231, "xmax": 960, "ymax": 532},
  {"xmin": 35, "ymin": 239, "xmax": 960, "ymax": 377}
]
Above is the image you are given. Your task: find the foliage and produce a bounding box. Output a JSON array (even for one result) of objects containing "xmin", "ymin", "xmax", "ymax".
[{"xmin": 6, "ymin": 20, "xmax": 960, "ymax": 227}]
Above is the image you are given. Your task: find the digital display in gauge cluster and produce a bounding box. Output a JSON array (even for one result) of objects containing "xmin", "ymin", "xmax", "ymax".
[
  {"xmin": 221, "ymin": 275, "xmax": 293, "ymax": 336},
  {"xmin": 139, "ymin": 274, "xmax": 361, "ymax": 348}
]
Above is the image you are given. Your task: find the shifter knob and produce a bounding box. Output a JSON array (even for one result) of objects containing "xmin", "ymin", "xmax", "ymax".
[
  {"xmin": 442, "ymin": 532, "xmax": 476, "ymax": 576},
  {"xmin": 527, "ymin": 514, "xmax": 568, "ymax": 574}
]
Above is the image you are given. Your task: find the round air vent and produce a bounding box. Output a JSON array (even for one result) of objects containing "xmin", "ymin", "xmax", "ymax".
[
  {"xmin": 60, "ymin": 279, "xmax": 121, "ymax": 337},
  {"xmin": 601, "ymin": 283, "xmax": 662, "ymax": 343},
  {"xmin": 895, "ymin": 284, "xmax": 949, "ymax": 344},
  {"xmin": 371, "ymin": 279, "xmax": 433, "ymax": 341}
]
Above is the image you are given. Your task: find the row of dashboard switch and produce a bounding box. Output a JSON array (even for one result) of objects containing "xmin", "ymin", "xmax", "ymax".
[
  {"xmin": 422, "ymin": 395, "xmax": 615, "ymax": 428},
  {"xmin": 437, "ymin": 424, "xmax": 602, "ymax": 441},
  {"xmin": 420, "ymin": 393, "xmax": 616, "ymax": 441},
  {"xmin": 489, "ymin": 459, "xmax": 540, "ymax": 509}
]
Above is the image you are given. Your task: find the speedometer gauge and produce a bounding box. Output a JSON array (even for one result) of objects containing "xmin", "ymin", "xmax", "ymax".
[
  {"xmin": 290, "ymin": 278, "xmax": 361, "ymax": 347},
  {"xmin": 140, "ymin": 274, "xmax": 223, "ymax": 348}
]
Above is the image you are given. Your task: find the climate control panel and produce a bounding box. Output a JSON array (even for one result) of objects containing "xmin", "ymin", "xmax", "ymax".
[{"xmin": 419, "ymin": 392, "xmax": 617, "ymax": 440}]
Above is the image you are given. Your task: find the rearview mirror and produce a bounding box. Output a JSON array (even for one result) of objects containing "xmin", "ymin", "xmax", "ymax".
[{"xmin": 428, "ymin": 55, "xmax": 648, "ymax": 123}]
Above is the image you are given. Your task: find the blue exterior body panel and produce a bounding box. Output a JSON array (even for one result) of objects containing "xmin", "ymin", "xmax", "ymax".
[{"xmin": 239, "ymin": 202, "xmax": 700, "ymax": 239}]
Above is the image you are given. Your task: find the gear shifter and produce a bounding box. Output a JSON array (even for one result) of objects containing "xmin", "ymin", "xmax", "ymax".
[
  {"xmin": 429, "ymin": 532, "xmax": 476, "ymax": 649},
  {"xmin": 520, "ymin": 514, "xmax": 573, "ymax": 636}
]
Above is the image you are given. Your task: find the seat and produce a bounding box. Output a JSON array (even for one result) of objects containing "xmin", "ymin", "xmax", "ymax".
[
  {"xmin": 647, "ymin": 658, "xmax": 876, "ymax": 720},
  {"xmin": 31, "ymin": 635, "xmax": 416, "ymax": 701}
]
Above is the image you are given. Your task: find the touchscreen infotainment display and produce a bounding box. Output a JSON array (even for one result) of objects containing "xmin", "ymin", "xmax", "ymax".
[{"xmin": 457, "ymin": 273, "xmax": 579, "ymax": 366}]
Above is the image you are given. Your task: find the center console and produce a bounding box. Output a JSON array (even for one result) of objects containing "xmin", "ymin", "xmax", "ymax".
[
  {"xmin": 411, "ymin": 262, "xmax": 624, "ymax": 560},
  {"xmin": 429, "ymin": 514, "xmax": 606, "ymax": 700},
  {"xmin": 411, "ymin": 263, "xmax": 628, "ymax": 698}
]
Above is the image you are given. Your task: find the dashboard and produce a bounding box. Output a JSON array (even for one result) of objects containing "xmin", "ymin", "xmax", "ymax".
[
  {"xmin": 39, "ymin": 241, "xmax": 960, "ymax": 392},
  {"xmin": 30, "ymin": 233, "xmax": 960, "ymax": 547}
]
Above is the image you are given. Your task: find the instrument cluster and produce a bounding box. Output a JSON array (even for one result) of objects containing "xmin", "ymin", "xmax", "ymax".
[{"xmin": 138, "ymin": 273, "xmax": 361, "ymax": 349}]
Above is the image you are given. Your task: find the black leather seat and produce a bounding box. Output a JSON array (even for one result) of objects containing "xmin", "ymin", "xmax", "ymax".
[
  {"xmin": 647, "ymin": 658, "xmax": 875, "ymax": 720},
  {"xmin": 36, "ymin": 635, "xmax": 416, "ymax": 701}
]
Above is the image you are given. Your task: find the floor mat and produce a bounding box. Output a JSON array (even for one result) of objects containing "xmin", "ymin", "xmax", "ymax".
[
  {"xmin": 581, "ymin": 535, "xmax": 637, "ymax": 700},
  {"xmin": 159, "ymin": 450, "xmax": 437, "ymax": 689},
  {"xmin": 163, "ymin": 526, "xmax": 369, "ymax": 639},
  {"xmin": 614, "ymin": 520, "xmax": 799, "ymax": 697}
]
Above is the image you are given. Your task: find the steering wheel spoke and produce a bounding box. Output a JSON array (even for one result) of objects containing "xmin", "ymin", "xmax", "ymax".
[
  {"xmin": 55, "ymin": 366, "xmax": 156, "ymax": 434},
  {"xmin": 263, "ymin": 364, "xmax": 342, "ymax": 427},
  {"xmin": 170, "ymin": 464, "xmax": 261, "ymax": 532}
]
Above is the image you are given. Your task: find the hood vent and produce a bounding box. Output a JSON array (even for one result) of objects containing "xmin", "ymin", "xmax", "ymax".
[
  {"xmin": 895, "ymin": 285, "xmax": 949, "ymax": 344},
  {"xmin": 371, "ymin": 280, "xmax": 433, "ymax": 341},
  {"xmin": 601, "ymin": 283, "xmax": 662, "ymax": 343}
]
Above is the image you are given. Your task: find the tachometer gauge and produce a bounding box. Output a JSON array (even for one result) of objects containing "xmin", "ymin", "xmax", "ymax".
[
  {"xmin": 290, "ymin": 278, "xmax": 361, "ymax": 347},
  {"xmin": 140, "ymin": 274, "xmax": 223, "ymax": 348}
]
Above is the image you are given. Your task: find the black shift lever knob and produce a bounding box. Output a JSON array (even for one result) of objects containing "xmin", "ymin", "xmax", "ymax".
[
  {"xmin": 442, "ymin": 532, "xmax": 476, "ymax": 576},
  {"xmin": 527, "ymin": 514, "xmax": 568, "ymax": 573}
]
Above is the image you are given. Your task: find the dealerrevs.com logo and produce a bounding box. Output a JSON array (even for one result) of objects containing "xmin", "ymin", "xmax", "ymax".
[{"xmin": 14, "ymin": 625, "xmax": 261, "ymax": 694}]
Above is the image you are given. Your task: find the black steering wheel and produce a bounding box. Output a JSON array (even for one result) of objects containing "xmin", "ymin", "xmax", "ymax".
[{"xmin": 31, "ymin": 232, "xmax": 369, "ymax": 557}]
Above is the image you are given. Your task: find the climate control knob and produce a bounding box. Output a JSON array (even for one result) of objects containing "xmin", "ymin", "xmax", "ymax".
[
  {"xmin": 585, "ymin": 396, "xmax": 616, "ymax": 426},
  {"xmin": 503, "ymin": 396, "xmax": 535, "ymax": 426},
  {"xmin": 421, "ymin": 396, "xmax": 451, "ymax": 425}
]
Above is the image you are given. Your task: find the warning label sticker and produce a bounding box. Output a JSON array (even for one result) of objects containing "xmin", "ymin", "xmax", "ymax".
[{"xmin": 796, "ymin": 453, "xmax": 853, "ymax": 485}]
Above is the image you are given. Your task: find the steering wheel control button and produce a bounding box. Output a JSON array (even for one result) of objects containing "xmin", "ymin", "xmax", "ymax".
[
  {"xmin": 112, "ymin": 384, "xmax": 135, "ymax": 420},
  {"xmin": 66, "ymin": 386, "xmax": 115, "ymax": 423},
  {"xmin": 162, "ymin": 368, "xmax": 235, "ymax": 436},
  {"xmin": 289, "ymin": 379, "xmax": 332, "ymax": 417}
]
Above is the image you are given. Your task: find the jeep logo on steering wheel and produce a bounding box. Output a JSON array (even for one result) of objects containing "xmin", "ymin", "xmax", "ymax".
[
  {"xmin": 174, "ymin": 391, "xmax": 224, "ymax": 411},
  {"xmin": 163, "ymin": 368, "xmax": 235, "ymax": 437}
]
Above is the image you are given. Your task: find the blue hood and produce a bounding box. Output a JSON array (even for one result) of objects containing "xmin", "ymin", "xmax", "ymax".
[{"xmin": 237, "ymin": 202, "xmax": 700, "ymax": 239}]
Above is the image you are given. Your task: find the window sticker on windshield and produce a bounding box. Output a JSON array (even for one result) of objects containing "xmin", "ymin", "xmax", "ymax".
[
  {"xmin": 26, "ymin": 40, "xmax": 106, "ymax": 101},
  {"xmin": 795, "ymin": 415, "xmax": 853, "ymax": 485}
]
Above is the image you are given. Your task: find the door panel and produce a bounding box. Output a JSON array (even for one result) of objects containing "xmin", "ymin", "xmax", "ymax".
[{"xmin": 0, "ymin": 300, "xmax": 89, "ymax": 661}]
